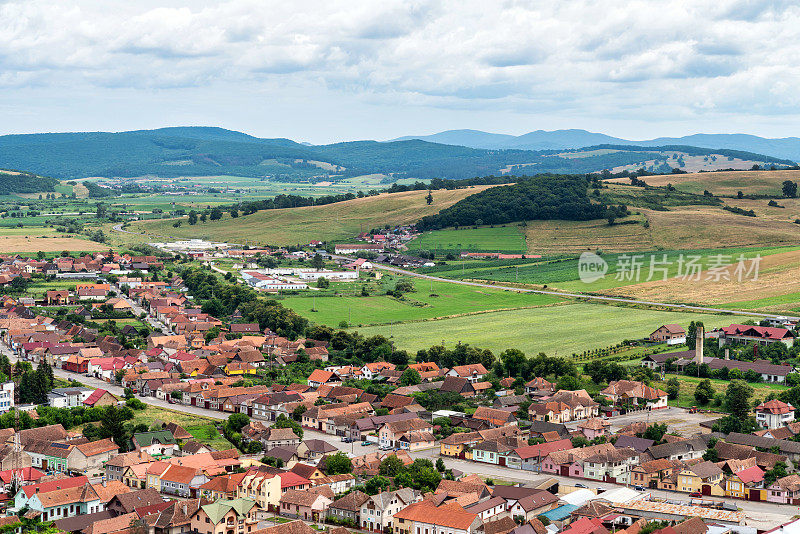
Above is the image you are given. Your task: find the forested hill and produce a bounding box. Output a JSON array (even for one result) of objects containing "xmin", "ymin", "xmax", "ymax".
[
  {"xmin": 0, "ymin": 127, "xmax": 791, "ymax": 181},
  {"xmin": 0, "ymin": 170, "xmax": 60, "ymax": 195},
  {"xmin": 417, "ymin": 175, "xmax": 626, "ymax": 230}
]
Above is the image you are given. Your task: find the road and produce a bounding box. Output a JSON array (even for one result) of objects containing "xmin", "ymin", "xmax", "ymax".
[{"xmin": 368, "ymin": 262, "xmax": 799, "ymax": 321}]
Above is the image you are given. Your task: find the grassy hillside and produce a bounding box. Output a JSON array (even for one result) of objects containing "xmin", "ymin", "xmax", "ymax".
[
  {"xmin": 127, "ymin": 187, "xmax": 494, "ymax": 245},
  {"xmin": 606, "ymin": 169, "xmax": 800, "ymax": 196}
]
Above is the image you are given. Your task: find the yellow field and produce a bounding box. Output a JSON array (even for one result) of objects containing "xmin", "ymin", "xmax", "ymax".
[
  {"xmin": 524, "ymin": 202, "xmax": 800, "ymax": 255},
  {"xmin": 127, "ymin": 187, "xmax": 495, "ymax": 245},
  {"xmin": 607, "ymin": 248, "xmax": 800, "ymax": 312},
  {"xmin": 0, "ymin": 235, "xmax": 107, "ymax": 252},
  {"xmin": 607, "ymin": 169, "xmax": 800, "ymax": 196},
  {"xmin": 524, "ymin": 216, "xmax": 652, "ymax": 254}
]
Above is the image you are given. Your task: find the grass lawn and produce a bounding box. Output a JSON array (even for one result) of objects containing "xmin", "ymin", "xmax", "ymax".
[
  {"xmin": 352, "ymin": 302, "xmax": 736, "ymax": 356},
  {"xmin": 655, "ymin": 373, "xmax": 789, "ymax": 408},
  {"xmin": 408, "ymin": 225, "xmax": 527, "ymax": 253},
  {"xmin": 26, "ymin": 279, "xmax": 78, "ymax": 296},
  {"xmin": 280, "ymin": 277, "xmax": 564, "ymax": 327},
  {"xmin": 131, "ymin": 405, "xmax": 222, "ymax": 429},
  {"xmin": 185, "ymin": 424, "xmax": 235, "ymax": 451}
]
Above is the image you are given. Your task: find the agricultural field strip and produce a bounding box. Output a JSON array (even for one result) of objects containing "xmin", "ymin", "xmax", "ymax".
[{"xmin": 363, "ymin": 260, "xmax": 800, "ymax": 320}]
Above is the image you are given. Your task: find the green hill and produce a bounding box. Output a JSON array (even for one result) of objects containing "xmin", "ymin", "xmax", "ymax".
[
  {"xmin": 0, "ymin": 127, "xmax": 790, "ymax": 181},
  {"xmin": 0, "ymin": 169, "xmax": 60, "ymax": 195}
]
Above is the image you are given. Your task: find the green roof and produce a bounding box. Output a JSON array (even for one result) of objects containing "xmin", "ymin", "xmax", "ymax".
[
  {"xmin": 201, "ymin": 498, "xmax": 257, "ymax": 524},
  {"xmin": 132, "ymin": 430, "xmax": 177, "ymax": 447}
]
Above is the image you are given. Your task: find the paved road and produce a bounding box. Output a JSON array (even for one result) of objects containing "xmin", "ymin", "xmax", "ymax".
[{"xmin": 369, "ymin": 262, "xmax": 799, "ymax": 321}]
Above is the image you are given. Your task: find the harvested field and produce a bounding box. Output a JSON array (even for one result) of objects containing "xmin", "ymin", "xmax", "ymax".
[
  {"xmin": 607, "ymin": 169, "xmax": 800, "ymax": 196},
  {"xmin": 607, "ymin": 247, "xmax": 800, "ymax": 312},
  {"xmin": 0, "ymin": 236, "xmax": 107, "ymax": 252}
]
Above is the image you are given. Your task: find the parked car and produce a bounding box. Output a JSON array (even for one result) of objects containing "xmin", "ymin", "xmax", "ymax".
[
  {"xmin": 361, "ymin": 441, "xmax": 370, "ymax": 447},
  {"xmin": 690, "ymin": 492, "xmax": 702, "ymax": 498},
  {"xmin": 633, "ymin": 485, "xmax": 645, "ymax": 491},
  {"xmin": 341, "ymin": 437, "xmax": 353, "ymax": 443},
  {"xmin": 575, "ymin": 483, "xmax": 588, "ymax": 489}
]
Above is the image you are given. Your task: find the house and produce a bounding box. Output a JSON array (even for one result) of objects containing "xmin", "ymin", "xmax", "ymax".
[
  {"xmin": 506, "ymin": 490, "xmax": 559, "ymax": 522},
  {"xmin": 307, "ymin": 369, "xmax": 341, "ymax": 388},
  {"xmin": 0, "ymin": 382, "xmax": 14, "ymax": 413},
  {"xmin": 106, "ymin": 487, "xmax": 165, "ymax": 515},
  {"xmin": 378, "ymin": 418, "xmax": 435, "ymax": 450},
  {"xmin": 263, "ymin": 427, "xmax": 302, "ymax": 451},
  {"xmin": 465, "ymin": 496, "xmax": 507, "ymax": 522},
  {"xmin": 47, "ymin": 386, "xmax": 94, "ymax": 408},
  {"xmin": 647, "ymin": 436, "xmax": 707, "ymax": 462},
  {"xmin": 767, "ymin": 473, "xmax": 800, "ymax": 504},
  {"xmin": 361, "ymin": 488, "xmax": 421, "ymax": 533},
  {"xmin": 328, "ymin": 490, "xmax": 370, "ymax": 525},
  {"xmin": 725, "ymin": 465, "xmax": 765, "ymax": 499},
  {"xmin": 22, "ymin": 482, "xmax": 104, "ymax": 521},
  {"xmin": 394, "ymin": 500, "xmax": 481, "ymax": 534},
  {"xmin": 582, "ymin": 447, "xmax": 640, "ymax": 484},
  {"xmin": 70, "ymin": 438, "xmax": 119, "ymax": 473},
  {"xmin": 440, "ymin": 377, "xmax": 476, "ymax": 397},
  {"xmin": 718, "ymin": 324, "xmax": 795, "ymax": 348},
  {"xmin": 514, "ymin": 439, "xmax": 573, "ymax": 472},
  {"xmin": 525, "ymin": 377, "xmax": 555, "ymax": 395},
  {"xmin": 361, "ymin": 362, "xmax": 396, "ymax": 380},
  {"xmin": 190, "ymin": 498, "xmax": 259, "ymax": 534},
  {"xmin": 650, "ymin": 325, "xmax": 686, "ymax": 344},
  {"xmin": 541, "ymin": 443, "xmax": 617, "ymax": 478},
  {"xmin": 576, "ymin": 418, "xmax": 611, "ymax": 439},
  {"xmin": 678, "ymin": 461, "xmax": 724, "ymax": 496},
  {"xmin": 237, "ymin": 470, "xmax": 282, "ymax": 511},
  {"xmin": 472, "ymin": 407, "xmax": 517, "ymax": 428},
  {"xmin": 132, "ymin": 430, "xmax": 178, "ymax": 456},
  {"xmin": 157, "ymin": 463, "xmax": 209, "ymax": 498},
  {"xmin": 755, "ymin": 399, "xmax": 795, "ymax": 429},
  {"xmin": 600, "ymin": 380, "xmax": 668, "ymax": 410},
  {"xmin": 630, "ymin": 459, "xmax": 682, "ymax": 491},
  {"xmin": 280, "ymin": 488, "xmax": 332, "ymax": 521},
  {"xmin": 528, "ymin": 402, "xmax": 571, "ymax": 424},
  {"xmin": 447, "ymin": 364, "xmax": 488, "ymax": 383},
  {"xmin": 82, "ymin": 388, "xmax": 118, "ymax": 407},
  {"xmin": 104, "ymin": 450, "xmax": 154, "ymax": 482}
]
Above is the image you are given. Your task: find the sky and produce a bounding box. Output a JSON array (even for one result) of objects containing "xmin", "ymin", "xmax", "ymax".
[{"xmin": 1, "ymin": 0, "xmax": 800, "ymax": 144}]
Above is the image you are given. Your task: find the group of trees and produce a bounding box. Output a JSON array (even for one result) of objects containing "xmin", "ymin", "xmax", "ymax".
[
  {"xmin": 17, "ymin": 361, "xmax": 55, "ymax": 405},
  {"xmin": 417, "ymin": 175, "xmax": 629, "ymax": 230}
]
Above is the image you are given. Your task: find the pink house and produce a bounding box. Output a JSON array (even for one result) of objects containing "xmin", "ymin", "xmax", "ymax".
[
  {"xmin": 577, "ymin": 418, "xmax": 611, "ymax": 440},
  {"xmin": 767, "ymin": 474, "xmax": 800, "ymax": 504}
]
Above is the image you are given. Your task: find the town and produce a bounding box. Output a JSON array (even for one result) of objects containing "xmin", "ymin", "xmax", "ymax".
[{"xmin": 0, "ymin": 248, "xmax": 796, "ymax": 534}]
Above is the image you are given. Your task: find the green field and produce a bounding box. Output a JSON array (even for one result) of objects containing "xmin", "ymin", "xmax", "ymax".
[
  {"xmin": 408, "ymin": 225, "xmax": 528, "ymax": 253},
  {"xmin": 419, "ymin": 245, "xmax": 797, "ymax": 294},
  {"xmin": 351, "ymin": 302, "xmax": 736, "ymax": 356},
  {"xmin": 655, "ymin": 373, "xmax": 789, "ymax": 408},
  {"xmin": 280, "ymin": 277, "xmax": 563, "ymax": 327}
]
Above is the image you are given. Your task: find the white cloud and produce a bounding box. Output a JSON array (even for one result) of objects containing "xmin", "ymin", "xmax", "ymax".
[{"xmin": 0, "ymin": 0, "xmax": 800, "ymax": 139}]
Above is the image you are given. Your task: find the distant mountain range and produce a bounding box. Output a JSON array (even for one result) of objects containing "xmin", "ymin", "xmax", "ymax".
[
  {"xmin": 392, "ymin": 129, "xmax": 800, "ymax": 162},
  {"xmin": 0, "ymin": 126, "xmax": 794, "ymax": 182}
]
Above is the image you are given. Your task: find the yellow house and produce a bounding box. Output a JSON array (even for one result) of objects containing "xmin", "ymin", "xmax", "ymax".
[
  {"xmin": 678, "ymin": 462, "xmax": 725, "ymax": 496},
  {"xmin": 439, "ymin": 432, "xmax": 479, "ymax": 459},
  {"xmin": 725, "ymin": 466, "xmax": 766, "ymax": 499},
  {"xmin": 122, "ymin": 463, "xmax": 149, "ymax": 490},
  {"xmin": 224, "ymin": 362, "xmax": 257, "ymax": 376},
  {"xmin": 237, "ymin": 471, "xmax": 282, "ymax": 511},
  {"xmin": 146, "ymin": 462, "xmax": 169, "ymax": 493}
]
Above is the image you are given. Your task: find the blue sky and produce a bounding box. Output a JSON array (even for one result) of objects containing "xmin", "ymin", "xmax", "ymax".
[{"xmin": 1, "ymin": 0, "xmax": 799, "ymax": 144}]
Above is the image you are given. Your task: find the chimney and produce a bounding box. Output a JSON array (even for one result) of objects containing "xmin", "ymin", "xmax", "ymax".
[
  {"xmin": 725, "ymin": 348, "xmax": 730, "ymax": 360},
  {"xmin": 696, "ymin": 325, "xmax": 704, "ymax": 364}
]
